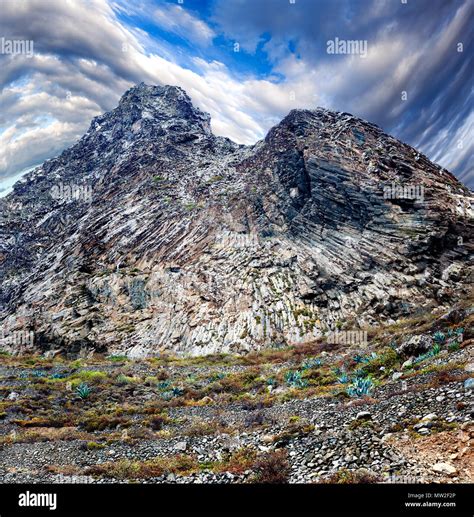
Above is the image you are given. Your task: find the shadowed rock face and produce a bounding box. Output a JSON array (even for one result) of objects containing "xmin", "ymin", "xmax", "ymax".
[{"xmin": 0, "ymin": 84, "xmax": 472, "ymax": 357}]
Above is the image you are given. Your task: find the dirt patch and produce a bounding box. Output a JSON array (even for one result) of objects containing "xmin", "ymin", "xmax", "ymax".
[{"xmin": 388, "ymin": 425, "xmax": 473, "ymax": 482}]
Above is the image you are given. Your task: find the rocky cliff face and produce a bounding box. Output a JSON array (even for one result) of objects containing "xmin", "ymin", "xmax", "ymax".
[{"xmin": 0, "ymin": 84, "xmax": 472, "ymax": 357}]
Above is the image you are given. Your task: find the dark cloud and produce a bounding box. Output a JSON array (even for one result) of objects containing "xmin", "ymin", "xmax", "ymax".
[
  {"xmin": 211, "ymin": 0, "xmax": 473, "ymax": 187},
  {"xmin": 0, "ymin": 0, "xmax": 472, "ymax": 192}
]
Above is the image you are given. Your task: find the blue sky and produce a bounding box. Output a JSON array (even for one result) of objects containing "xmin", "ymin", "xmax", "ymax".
[{"xmin": 0, "ymin": 0, "xmax": 472, "ymax": 194}]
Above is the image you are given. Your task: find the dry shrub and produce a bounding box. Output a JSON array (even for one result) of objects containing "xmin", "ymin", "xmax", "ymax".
[
  {"xmin": 243, "ymin": 340, "xmax": 337, "ymax": 366},
  {"xmin": 429, "ymin": 370, "xmax": 469, "ymax": 388},
  {"xmin": 321, "ymin": 468, "xmax": 381, "ymax": 484},
  {"xmin": 345, "ymin": 396, "xmax": 378, "ymax": 408},
  {"xmin": 125, "ymin": 427, "xmax": 157, "ymax": 440},
  {"xmin": 214, "ymin": 448, "xmax": 257, "ymax": 474},
  {"xmin": 79, "ymin": 413, "xmax": 130, "ymax": 432},
  {"xmin": 183, "ymin": 419, "xmax": 230, "ymax": 437},
  {"xmin": 46, "ymin": 464, "xmax": 83, "ymax": 476},
  {"xmin": 273, "ymin": 420, "xmax": 314, "ymax": 444},
  {"xmin": 13, "ymin": 415, "xmax": 70, "ymax": 428},
  {"xmin": 252, "ymin": 450, "xmax": 290, "ymax": 484},
  {"xmin": 148, "ymin": 414, "xmax": 168, "ymax": 430},
  {"xmin": 155, "ymin": 369, "xmax": 169, "ymax": 381},
  {"xmin": 0, "ymin": 427, "xmax": 91, "ymax": 444}
]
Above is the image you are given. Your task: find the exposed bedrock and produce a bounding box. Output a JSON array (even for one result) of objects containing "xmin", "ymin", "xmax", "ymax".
[{"xmin": 0, "ymin": 84, "xmax": 472, "ymax": 356}]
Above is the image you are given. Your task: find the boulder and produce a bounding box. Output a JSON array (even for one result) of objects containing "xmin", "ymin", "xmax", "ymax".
[{"xmin": 396, "ymin": 335, "xmax": 433, "ymax": 358}]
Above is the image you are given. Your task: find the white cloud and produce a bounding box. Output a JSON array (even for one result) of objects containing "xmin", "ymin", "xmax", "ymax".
[
  {"xmin": 153, "ymin": 4, "xmax": 215, "ymax": 46},
  {"xmin": 0, "ymin": 0, "xmax": 471, "ymax": 191},
  {"xmin": 0, "ymin": 0, "xmax": 322, "ymax": 186}
]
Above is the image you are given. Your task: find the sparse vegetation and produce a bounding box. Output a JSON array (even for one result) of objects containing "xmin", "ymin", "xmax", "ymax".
[
  {"xmin": 0, "ymin": 299, "xmax": 471, "ymax": 485},
  {"xmin": 321, "ymin": 468, "xmax": 381, "ymax": 484},
  {"xmin": 251, "ymin": 450, "xmax": 290, "ymax": 483},
  {"xmin": 86, "ymin": 454, "xmax": 199, "ymax": 479}
]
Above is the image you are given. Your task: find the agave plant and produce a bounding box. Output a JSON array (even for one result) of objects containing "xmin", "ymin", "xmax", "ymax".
[
  {"xmin": 50, "ymin": 372, "xmax": 67, "ymax": 379},
  {"xmin": 160, "ymin": 391, "xmax": 174, "ymax": 401},
  {"xmin": 301, "ymin": 358, "xmax": 322, "ymax": 370},
  {"xmin": 346, "ymin": 376, "xmax": 374, "ymax": 397},
  {"xmin": 353, "ymin": 354, "xmax": 369, "ymax": 364},
  {"xmin": 76, "ymin": 382, "xmax": 91, "ymax": 399},
  {"xmin": 266, "ymin": 377, "xmax": 278, "ymax": 387},
  {"xmin": 156, "ymin": 380, "xmax": 171, "ymax": 391},
  {"xmin": 337, "ymin": 372, "xmax": 350, "ymax": 384},
  {"xmin": 454, "ymin": 327, "xmax": 464, "ymax": 342},
  {"xmin": 171, "ymin": 386, "xmax": 185, "ymax": 397},
  {"xmin": 432, "ymin": 331, "xmax": 446, "ymax": 344},
  {"xmin": 414, "ymin": 343, "xmax": 441, "ymax": 364},
  {"xmin": 446, "ymin": 327, "xmax": 464, "ymax": 349},
  {"xmin": 353, "ymin": 367, "xmax": 367, "ymax": 378},
  {"xmin": 208, "ymin": 372, "xmax": 226, "ymax": 383},
  {"xmin": 284, "ymin": 370, "xmax": 307, "ymax": 388},
  {"xmin": 30, "ymin": 370, "xmax": 47, "ymax": 378}
]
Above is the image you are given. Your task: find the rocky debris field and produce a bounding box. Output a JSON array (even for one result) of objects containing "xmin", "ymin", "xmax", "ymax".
[{"xmin": 0, "ymin": 304, "xmax": 472, "ymax": 484}]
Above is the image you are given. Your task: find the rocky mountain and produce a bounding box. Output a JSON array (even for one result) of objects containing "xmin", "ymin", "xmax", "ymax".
[{"xmin": 0, "ymin": 83, "xmax": 472, "ymax": 357}]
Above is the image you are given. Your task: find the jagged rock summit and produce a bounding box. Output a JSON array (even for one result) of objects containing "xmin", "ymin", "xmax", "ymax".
[{"xmin": 0, "ymin": 84, "xmax": 472, "ymax": 357}]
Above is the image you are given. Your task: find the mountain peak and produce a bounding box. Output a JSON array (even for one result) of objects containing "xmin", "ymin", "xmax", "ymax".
[
  {"xmin": 87, "ymin": 82, "xmax": 212, "ymax": 139},
  {"xmin": 1, "ymin": 84, "xmax": 472, "ymax": 358},
  {"xmin": 119, "ymin": 83, "xmax": 190, "ymax": 107}
]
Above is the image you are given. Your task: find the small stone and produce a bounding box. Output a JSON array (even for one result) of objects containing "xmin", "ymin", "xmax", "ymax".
[
  {"xmin": 432, "ymin": 462, "xmax": 457, "ymax": 475},
  {"xmin": 174, "ymin": 441, "xmax": 188, "ymax": 452},
  {"xmin": 355, "ymin": 411, "xmax": 372, "ymax": 421},
  {"xmin": 402, "ymin": 358, "xmax": 413, "ymax": 369},
  {"xmin": 463, "ymin": 378, "xmax": 474, "ymax": 389},
  {"xmin": 7, "ymin": 392, "xmax": 19, "ymax": 400},
  {"xmin": 392, "ymin": 372, "xmax": 403, "ymax": 381}
]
